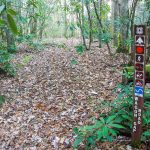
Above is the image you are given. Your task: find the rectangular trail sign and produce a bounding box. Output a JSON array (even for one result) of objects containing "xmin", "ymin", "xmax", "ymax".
[{"xmin": 132, "ymin": 25, "xmax": 146, "ymax": 147}]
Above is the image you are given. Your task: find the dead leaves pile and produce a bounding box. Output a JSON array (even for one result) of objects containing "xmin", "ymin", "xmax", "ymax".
[{"xmin": 0, "ymin": 39, "xmax": 133, "ymax": 150}]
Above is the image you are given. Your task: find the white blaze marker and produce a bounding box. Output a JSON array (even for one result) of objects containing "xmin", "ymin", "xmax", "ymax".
[{"xmin": 136, "ymin": 37, "xmax": 144, "ymax": 44}]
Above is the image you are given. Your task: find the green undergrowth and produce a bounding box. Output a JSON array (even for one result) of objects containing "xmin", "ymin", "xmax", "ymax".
[
  {"xmin": 0, "ymin": 50, "xmax": 16, "ymax": 77},
  {"xmin": 15, "ymin": 55, "xmax": 33, "ymax": 70},
  {"xmin": 73, "ymin": 82, "xmax": 150, "ymax": 150},
  {"xmin": 0, "ymin": 95, "xmax": 5, "ymax": 106}
]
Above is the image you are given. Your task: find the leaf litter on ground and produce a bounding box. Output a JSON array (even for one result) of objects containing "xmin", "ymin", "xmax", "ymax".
[{"xmin": 0, "ymin": 38, "xmax": 143, "ymax": 149}]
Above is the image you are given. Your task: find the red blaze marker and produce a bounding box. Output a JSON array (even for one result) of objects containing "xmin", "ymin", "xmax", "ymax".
[{"xmin": 136, "ymin": 46, "xmax": 144, "ymax": 54}]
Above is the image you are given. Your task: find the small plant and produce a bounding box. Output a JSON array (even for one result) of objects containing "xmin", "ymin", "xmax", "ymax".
[
  {"xmin": 17, "ymin": 34, "xmax": 43, "ymax": 51},
  {"xmin": 0, "ymin": 50, "xmax": 16, "ymax": 76},
  {"xmin": 75, "ymin": 44, "xmax": 85, "ymax": 54},
  {"xmin": 73, "ymin": 82, "xmax": 150, "ymax": 149},
  {"xmin": 22, "ymin": 55, "xmax": 32, "ymax": 64},
  {"xmin": 142, "ymin": 130, "xmax": 150, "ymax": 141},
  {"xmin": 71, "ymin": 58, "xmax": 78, "ymax": 66},
  {"xmin": 73, "ymin": 115, "xmax": 125, "ymax": 149},
  {"xmin": 15, "ymin": 55, "xmax": 32, "ymax": 70}
]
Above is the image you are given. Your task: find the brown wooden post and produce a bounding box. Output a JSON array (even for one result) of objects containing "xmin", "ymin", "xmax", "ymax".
[{"xmin": 132, "ymin": 25, "xmax": 146, "ymax": 148}]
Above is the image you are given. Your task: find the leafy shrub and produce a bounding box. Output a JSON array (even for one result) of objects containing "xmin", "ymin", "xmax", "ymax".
[
  {"xmin": 17, "ymin": 34, "xmax": 43, "ymax": 51},
  {"xmin": 101, "ymin": 32, "xmax": 112, "ymax": 43},
  {"xmin": 73, "ymin": 115, "xmax": 125, "ymax": 149},
  {"xmin": 0, "ymin": 50, "xmax": 16, "ymax": 76},
  {"xmin": 73, "ymin": 82, "xmax": 150, "ymax": 149},
  {"xmin": 75, "ymin": 44, "xmax": 85, "ymax": 54}
]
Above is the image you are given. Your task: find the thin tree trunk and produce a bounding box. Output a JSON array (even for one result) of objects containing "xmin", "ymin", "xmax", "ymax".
[
  {"xmin": 85, "ymin": 2, "xmax": 92, "ymax": 50},
  {"xmin": 76, "ymin": 12, "xmax": 88, "ymax": 50},
  {"xmin": 98, "ymin": 0, "xmax": 102, "ymax": 48},
  {"xmin": 39, "ymin": 20, "xmax": 45, "ymax": 39},
  {"xmin": 93, "ymin": 0, "xmax": 112, "ymax": 55},
  {"xmin": 130, "ymin": 0, "xmax": 138, "ymax": 64},
  {"xmin": 64, "ymin": 0, "xmax": 67, "ymax": 37},
  {"xmin": 112, "ymin": 0, "xmax": 119, "ymax": 46}
]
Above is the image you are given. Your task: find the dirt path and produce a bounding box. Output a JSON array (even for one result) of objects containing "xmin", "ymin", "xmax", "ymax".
[{"xmin": 0, "ymin": 40, "xmax": 131, "ymax": 149}]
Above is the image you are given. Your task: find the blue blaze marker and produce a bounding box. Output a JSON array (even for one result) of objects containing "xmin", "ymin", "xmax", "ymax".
[{"xmin": 135, "ymin": 86, "xmax": 144, "ymax": 97}]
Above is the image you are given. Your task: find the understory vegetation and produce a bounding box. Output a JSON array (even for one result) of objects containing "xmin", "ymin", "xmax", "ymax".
[{"xmin": 73, "ymin": 82, "xmax": 150, "ymax": 149}]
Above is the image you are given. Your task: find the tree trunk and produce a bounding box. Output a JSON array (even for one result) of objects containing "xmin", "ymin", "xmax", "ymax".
[
  {"xmin": 64, "ymin": 0, "xmax": 67, "ymax": 37},
  {"xmin": 2, "ymin": 7, "xmax": 15, "ymax": 53},
  {"xmin": 112, "ymin": 0, "xmax": 119, "ymax": 46},
  {"xmin": 76, "ymin": 12, "xmax": 88, "ymax": 50},
  {"xmin": 98, "ymin": 0, "xmax": 102, "ymax": 48},
  {"xmin": 85, "ymin": 1, "xmax": 92, "ymax": 50},
  {"xmin": 39, "ymin": 20, "xmax": 45, "ymax": 39},
  {"xmin": 120, "ymin": 0, "xmax": 129, "ymax": 45},
  {"xmin": 130, "ymin": 0, "xmax": 138, "ymax": 64}
]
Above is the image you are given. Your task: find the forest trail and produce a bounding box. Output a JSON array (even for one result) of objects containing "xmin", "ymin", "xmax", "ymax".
[{"xmin": 0, "ymin": 39, "xmax": 130, "ymax": 149}]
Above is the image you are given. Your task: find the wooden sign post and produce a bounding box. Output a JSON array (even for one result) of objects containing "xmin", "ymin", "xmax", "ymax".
[{"xmin": 132, "ymin": 25, "xmax": 146, "ymax": 147}]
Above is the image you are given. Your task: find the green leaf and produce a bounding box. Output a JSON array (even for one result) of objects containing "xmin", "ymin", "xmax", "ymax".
[
  {"xmin": 73, "ymin": 137, "xmax": 83, "ymax": 149},
  {"xmin": 108, "ymin": 128, "xmax": 117, "ymax": 136},
  {"xmin": 145, "ymin": 109, "xmax": 150, "ymax": 115},
  {"xmin": 83, "ymin": 125, "xmax": 95, "ymax": 131},
  {"xmin": 22, "ymin": 55, "xmax": 32, "ymax": 64},
  {"xmin": 71, "ymin": 58, "xmax": 78, "ymax": 65},
  {"xmin": 94, "ymin": 120, "xmax": 103, "ymax": 128},
  {"xmin": 106, "ymin": 115, "xmax": 116, "ymax": 124},
  {"xmin": 109, "ymin": 123, "xmax": 125, "ymax": 129},
  {"xmin": 7, "ymin": 14, "xmax": 18, "ymax": 35},
  {"xmin": 102, "ymin": 126, "xmax": 109, "ymax": 137},
  {"xmin": 100, "ymin": 117, "xmax": 105, "ymax": 124},
  {"xmin": 143, "ymin": 130, "xmax": 150, "ymax": 136},
  {"xmin": 96, "ymin": 130, "xmax": 103, "ymax": 140},
  {"xmin": 87, "ymin": 136, "xmax": 95, "ymax": 145},
  {"xmin": 0, "ymin": 5, "xmax": 5, "ymax": 13},
  {"xmin": 73, "ymin": 127, "xmax": 79, "ymax": 134},
  {"xmin": 122, "ymin": 115, "xmax": 132, "ymax": 120},
  {"xmin": 106, "ymin": 136, "xmax": 113, "ymax": 142},
  {"xmin": 0, "ymin": 19, "xmax": 5, "ymax": 25},
  {"xmin": 7, "ymin": 9, "xmax": 17, "ymax": 16},
  {"xmin": 0, "ymin": 95, "xmax": 5, "ymax": 105},
  {"xmin": 114, "ymin": 116, "xmax": 123, "ymax": 123},
  {"xmin": 75, "ymin": 44, "xmax": 85, "ymax": 54}
]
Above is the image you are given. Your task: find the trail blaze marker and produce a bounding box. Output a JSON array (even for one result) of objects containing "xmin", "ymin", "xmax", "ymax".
[
  {"xmin": 135, "ymin": 79, "xmax": 143, "ymax": 87},
  {"xmin": 132, "ymin": 25, "xmax": 146, "ymax": 147},
  {"xmin": 136, "ymin": 46, "xmax": 144, "ymax": 54},
  {"xmin": 135, "ymin": 63, "xmax": 143, "ymax": 71},
  {"xmin": 135, "ymin": 36, "xmax": 145, "ymax": 45},
  {"xmin": 136, "ymin": 55, "xmax": 143, "ymax": 62}
]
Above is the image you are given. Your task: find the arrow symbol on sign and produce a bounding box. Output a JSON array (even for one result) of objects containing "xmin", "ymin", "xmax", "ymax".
[{"xmin": 136, "ymin": 37, "xmax": 144, "ymax": 44}]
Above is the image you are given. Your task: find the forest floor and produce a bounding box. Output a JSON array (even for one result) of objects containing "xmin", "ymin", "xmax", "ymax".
[{"xmin": 0, "ymin": 38, "xmax": 146, "ymax": 150}]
